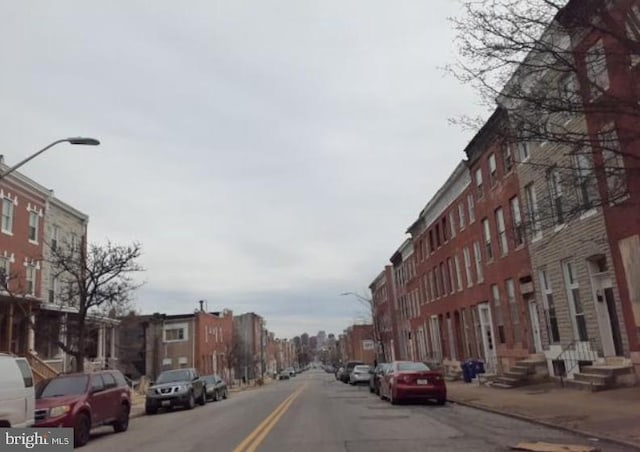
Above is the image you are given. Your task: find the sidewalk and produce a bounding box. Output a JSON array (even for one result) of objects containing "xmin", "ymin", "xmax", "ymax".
[{"xmin": 447, "ymin": 381, "xmax": 640, "ymax": 449}]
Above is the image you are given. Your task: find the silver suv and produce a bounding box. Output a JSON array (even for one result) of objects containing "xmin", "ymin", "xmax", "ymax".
[{"xmin": 145, "ymin": 368, "xmax": 206, "ymax": 414}]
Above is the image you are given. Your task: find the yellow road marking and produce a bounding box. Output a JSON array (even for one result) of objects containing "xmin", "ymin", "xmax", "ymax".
[{"xmin": 233, "ymin": 384, "xmax": 307, "ymax": 452}]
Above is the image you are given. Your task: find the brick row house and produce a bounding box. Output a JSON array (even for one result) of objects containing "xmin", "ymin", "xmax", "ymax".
[
  {"xmin": 369, "ymin": 0, "xmax": 640, "ymax": 388},
  {"xmin": 338, "ymin": 324, "xmax": 376, "ymax": 364},
  {"xmin": 0, "ymin": 156, "xmax": 116, "ymax": 378}
]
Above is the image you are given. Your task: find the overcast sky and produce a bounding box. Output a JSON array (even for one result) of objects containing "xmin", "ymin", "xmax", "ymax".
[{"xmin": 0, "ymin": 1, "xmax": 486, "ymax": 339}]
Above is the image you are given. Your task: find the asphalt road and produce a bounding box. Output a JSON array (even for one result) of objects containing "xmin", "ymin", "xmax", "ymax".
[{"xmin": 84, "ymin": 369, "xmax": 636, "ymax": 452}]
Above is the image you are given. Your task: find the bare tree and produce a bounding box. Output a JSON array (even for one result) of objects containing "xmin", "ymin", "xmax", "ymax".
[
  {"xmin": 448, "ymin": 0, "xmax": 640, "ymax": 223},
  {"xmin": 47, "ymin": 240, "xmax": 144, "ymax": 372}
]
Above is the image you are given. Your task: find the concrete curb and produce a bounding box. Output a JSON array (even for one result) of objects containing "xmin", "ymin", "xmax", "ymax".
[{"xmin": 447, "ymin": 397, "xmax": 640, "ymax": 451}]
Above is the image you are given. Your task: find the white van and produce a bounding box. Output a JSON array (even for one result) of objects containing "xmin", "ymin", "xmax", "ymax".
[{"xmin": 0, "ymin": 354, "xmax": 35, "ymax": 428}]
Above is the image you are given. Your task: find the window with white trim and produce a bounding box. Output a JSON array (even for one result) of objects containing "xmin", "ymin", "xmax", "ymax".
[
  {"xmin": 1, "ymin": 198, "xmax": 14, "ymax": 234},
  {"xmin": 473, "ymin": 241, "xmax": 484, "ymax": 283},
  {"xmin": 449, "ymin": 211, "xmax": 456, "ymax": 239},
  {"xmin": 491, "ymin": 284, "xmax": 506, "ymax": 344},
  {"xmin": 539, "ymin": 269, "xmax": 560, "ymax": 343},
  {"xmin": 599, "ymin": 129, "xmax": 628, "ymax": 205},
  {"xmin": 164, "ymin": 323, "xmax": 189, "ymax": 342},
  {"xmin": 447, "ymin": 258, "xmax": 456, "ymax": 295},
  {"xmin": 463, "ymin": 247, "xmax": 473, "ymax": 287},
  {"xmin": 51, "ymin": 225, "xmax": 60, "ymax": 251},
  {"xmin": 0, "ymin": 257, "xmax": 9, "ymax": 289},
  {"xmin": 28, "ymin": 211, "xmax": 39, "ymax": 243},
  {"xmin": 585, "ymin": 40, "xmax": 610, "ymax": 100},
  {"xmin": 562, "ymin": 261, "xmax": 588, "ymax": 341},
  {"xmin": 428, "ymin": 269, "xmax": 435, "ymax": 300},
  {"xmin": 488, "ymin": 154, "xmax": 497, "ymax": 187},
  {"xmin": 524, "ymin": 183, "xmax": 541, "ymax": 240},
  {"xmin": 467, "ymin": 194, "xmax": 475, "ymax": 223},
  {"xmin": 454, "ymin": 255, "xmax": 463, "ymax": 292},
  {"xmin": 458, "ymin": 203, "xmax": 466, "ymax": 230},
  {"xmin": 495, "ymin": 207, "xmax": 508, "ymax": 255},
  {"xmin": 510, "ymin": 196, "xmax": 525, "ymax": 247},
  {"xmin": 26, "ymin": 265, "xmax": 36, "ymax": 296},
  {"xmin": 505, "ymin": 278, "xmax": 520, "ymax": 343},
  {"xmin": 549, "ymin": 169, "xmax": 565, "ymax": 225},
  {"xmin": 574, "ymin": 150, "xmax": 598, "ymax": 211},
  {"xmin": 558, "ymin": 75, "xmax": 579, "ymax": 122},
  {"xmin": 518, "ymin": 141, "xmax": 530, "ymax": 162},
  {"xmin": 482, "ymin": 218, "xmax": 493, "ymax": 261},
  {"xmin": 475, "ymin": 168, "xmax": 484, "ymax": 199},
  {"xmin": 502, "ymin": 143, "xmax": 513, "ymax": 173},
  {"xmin": 440, "ymin": 262, "xmax": 448, "ymax": 295},
  {"xmin": 48, "ymin": 273, "xmax": 57, "ymax": 303}
]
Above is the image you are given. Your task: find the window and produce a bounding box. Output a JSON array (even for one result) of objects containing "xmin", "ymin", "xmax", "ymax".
[
  {"xmin": 28, "ymin": 211, "xmax": 39, "ymax": 243},
  {"xmin": 600, "ymin": 129, "xmax": 628, "ymax": 205},
  {"xmin": 435, "ymin": 224, "xmax": 441, "ymax": 247},
  {"xmin": 493, "ymin": 208, "xmax": 507, "ymax": 256},
  {"xmin": 548, "ymin": 169, "xmax": 565, "ymax": 226},
  {"xmin": 585, "ymin": 40, "xmax": 610, "ymax": 99},
  {"xmin": 525, "ymin": 183, "xmax": 541, "ymax": 240},
  {"xmin": 1, "ymin": 198, "xmax": 14, "ymax": 234},
  {"xmin": 458, "ymin": 203, "xmax": 466, "ymax": 230},
  {"xmin": 539, "ymin": 270, "xmax": 560, "ymax": 343},
  {"xmin": 475, "ymin": 168, "xmax": 484, "ymax": 199},
  {"xmin": 51, "ymin": 225, "xmax": 60, "ymax": 250},
  {"xmin": 491, "ymin": 285, "xmax": 506, "ymax": 344},
  {"xmin": 449, "ymin": 212, "xmax": 456, "ymax": 239},
  {"xmin": 0, "ymin": 257, "xmax": 9, "ymax": 288},
  {"xmin": 467, "ymin": 194, "xmax": 475, "ymax": 223},
  {"xmin": 428, "ymin": 230, "xmax": 434, "ymax": 254},
  {"xmin": 26, "ymin": 265, "xmax": 36, "ymax": 296},
  {"xmin": 429, "ymin": 270, "xmax": 436, "ymax": 300},
  {"xmin": 506, "ymin": 279, "xmax": 520, "ymax": 343},
  {"xmin": 442, "ymin": 217, "xmax": 448, "ymax": 242},
  {"xmin": 48, "ymin": 273, "xmax": 57, "ymax": 303},
  {"xmin": 440, "ymin": 262, "xmax": 448, "ymax": 295},
  {"xmin": 510, "ymin": 196, "xmax": 525, "ymax": 247},
  {"xmin": 434, "ymin": 266, "xmax": 442, "ymax": 298},
  {"xmin": 502, "ymin": 143, "xmax": 513, "ymax": 173},
  {"xmin": 70, "ymin": 233, "xmax": 79, "ymax": 252},
  {"xmin": 575, "ymin": 150, "xmax": 598, "ymax": 211},
  {"xmin": 454, "ymin": 255, "xmax": 463, "ymax": 292},
  {"xmin": 463, "ymin": 247, "xmax": 473, "ymax": 287},
  {"xmin": 447, "ymin": 258, "xmax": 455, "ymax": 294},
  {"xmin": 558, "ymin": 75, "xmax": 579, "ymax": 121},
  {"xmin": 15, "ymin": 359, "xmax": 34, "ymax": 388},
  {"xmin": 563, "ymin": 261, "xmax": 588, "ymax": 341},
  {"xmin": 164, "ymin": 324, "xmax": 188, "ymax": 342},
  {"xmin": 482, "ymin": 218, "xmax": 493, "ymax": 261},
  {"xmin": 473, "ymin": 241, "xmax": 484, "ymax": 283},
  {"xmin": 488, "ymin": 154, "xmax": 497, "ymax": 187},
  {"xmin": 518, "ymin": 141, "xmax": 529, "ymax": 162},
  {"xmin": 627, "ymin": 4, "xmax": 640, "ymax": 66}
]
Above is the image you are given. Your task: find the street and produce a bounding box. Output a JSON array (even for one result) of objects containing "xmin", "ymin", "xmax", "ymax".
[{"xmin": 83, "ymin": 370, "xmax": 636, "ymax": 452}]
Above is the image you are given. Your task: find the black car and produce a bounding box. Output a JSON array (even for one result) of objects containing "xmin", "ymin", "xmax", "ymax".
[
  {"xmin": 202, "ymin": 375, "xmax": 228, "ymax": 401},
  {"xmin": 369, "ymin": 363, "xmax": 390, "ymax": 395}
]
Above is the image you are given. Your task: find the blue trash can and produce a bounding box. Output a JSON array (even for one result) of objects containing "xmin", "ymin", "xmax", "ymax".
[
  {"xmin": 461, "ymin": 361, "xmax": 473, "ymax": 383},
  {"xmin": 474, "ymin": 360, "xmax": 485, "ymax": 375}
]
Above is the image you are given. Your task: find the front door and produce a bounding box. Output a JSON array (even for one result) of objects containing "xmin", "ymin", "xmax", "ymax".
[
  {"xmin": 429, "ymin": 316, "xmax": 442, "ymax": 361},
  {"xmin": 591, "ymin": 273, "xmax": 620, "ymax": 357},
  {"xmin": 528, "ymin": 299, "xmax": 543, "ymax": 353},
  {"xmin": 478, "ymin": 303, "xmax": 497, "ymax": 373}
]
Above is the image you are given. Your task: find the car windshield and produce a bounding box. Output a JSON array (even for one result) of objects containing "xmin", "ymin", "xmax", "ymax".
[
  {"xmin": 354, "ymin": 365, "xmax": 370, "ymax": 372},
  {"xmin": 157, "ymin": 370, "xmax": 191, "ymax": 383},
  {"xmin": 37, "ymin": 375, "xmax": 88, "ymax": 399},
  {"xmin": 397, "ymin": 362, "xmax": 431, "ymax": 372},
  {"xmin": 203, "ymin": 376, "xmax": 216, "ymax": 384}
]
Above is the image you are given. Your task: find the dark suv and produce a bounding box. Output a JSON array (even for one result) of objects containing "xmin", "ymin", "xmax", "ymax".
[
  {"xmin": 145, "ymin": 368, "xmax": 206, "ymax": 414},
  {"xmin": 34, "ymin": 370, "xmax": 131, "ymax": 447}
]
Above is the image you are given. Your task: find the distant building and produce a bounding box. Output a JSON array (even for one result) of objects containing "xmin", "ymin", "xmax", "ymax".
[{"xmin": 233, "ymin": 312, "xmax": 264, "ymax": 381}]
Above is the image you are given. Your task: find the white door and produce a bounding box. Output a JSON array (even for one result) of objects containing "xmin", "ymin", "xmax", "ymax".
[
  {"xmin": 591, "ymin": 273, "xmax": 617, "ymax": 357},
  {"xmin": 528, "ymin": 300, "xmax": 543, "ymax": 353},
  {"xmin": 478, "ymin": 304, "xmax": 497, "ymax": 373}
]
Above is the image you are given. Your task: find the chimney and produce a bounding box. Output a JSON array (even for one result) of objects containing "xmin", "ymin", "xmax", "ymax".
[{"xmin": 199, "ymin": 300, "xmax": 205, "ymax": 312}]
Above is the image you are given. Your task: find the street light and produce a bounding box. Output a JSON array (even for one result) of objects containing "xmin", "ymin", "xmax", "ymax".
[{"xmin": 0, "ymin": 137, "xmax": 100, "ymax": 180}]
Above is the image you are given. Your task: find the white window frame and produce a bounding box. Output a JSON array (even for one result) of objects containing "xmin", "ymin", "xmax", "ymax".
[
  {"xmin": 0, "ymin": 257, "xmax": 9, "ymax": 289},
  {"xmin": 447, "ymin": 258, "xmax": 456, "ymax": 295},
  {"xmin": 549, "ymin": 169, "xmax": 565, "ymax": 226},
  {"xmin": 585, "ymin": 39, "xmax": 610, "ymax": 100},
  {"xmin": 599, "ymin": 128, "xmax": 628, "ymax": 205},
  {"xmin": 473, "ymin": 241, "xmax": 484, "ymax": 283},
  {"xmin": 449, "ymin": 211, "xmax": 456, "ymax": 239},
  {"xmin": 454, "ymin": 255, "xmax": 463, "ymax": 292},
  {"xmin": 503, "ymin": 144, "xmax": 513, "ymax": 174},
  {"xmin": 467, "ymin": 194, "xmax": 475, "ymax": 223},
  {"xmin": 562, "ymin": 261, "xmax": 589, "ymax": 342},
  {"xmin": 163, "ymin": 323, "xmax": 189, "ymax": 343},
  {"xmin": 627, "ymin": 4, "xmax": 640, "ymax": 66},
  {"xmin": 475, "ymin": 168, "xmax": 484, "ymax": 199},
  {"xmin": 51, "ymin": 225, "xmax": 60, "ymax": 251},
  {"xmin": 574, "ymin": 150, "xmax": 598, "ymax": 214},
  {"xmin": 491, "ymin": 284, "xmax": 505, "ymax": 344},
  {"xmin": 1, "ymin": 198, "xmax": 14, "ymax": 235},
  {"xmin": 488, "ymin": 154, "xmax": 497, "ymax": 187},
  {"xmin": 539, "ymin": 269, "xmax": 560, "ymax": 344},
  {"xmin": 428, "ymin": 270, "xmax": 435, "ymax": 300},
  {"xmin": 458, "ymin": 203, "xmax": 466, "ymax": 230},
  {"xmin": 26, "ymin": 265, "xmax": 36, "ymax": 296},
  {"xmin": 525, "ymin": 183, "xmax": 542, "ymax": 241},
  {"xmin": 463, "ymin": 247, "xmax": 473, "ymax": 287},
  {"xmin": 518, "ymin": 141, "xmax": 530, "ymax": 162},
  {"xmin": 495, "ymin": 207, "xmax": 508, "ymax": 256},
  {"xmin": 28, "ymin": 211, "xmax": 39, "ymax": 244},
  {"xmin": 510, "ymin": 196, "xmax": 525, "ymax": 248},
  {"xmin": 482, "ymin": 218, "xmax": 493, "ymax": 261},
  {"xmin": 505, "ymin": 278, "xmax": 519, "ymax": 342}
]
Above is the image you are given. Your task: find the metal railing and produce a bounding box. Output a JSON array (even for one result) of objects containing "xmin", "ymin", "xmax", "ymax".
[{"xmin": 553, "ymin": 339, "xmax": 598, "ymax": 386}]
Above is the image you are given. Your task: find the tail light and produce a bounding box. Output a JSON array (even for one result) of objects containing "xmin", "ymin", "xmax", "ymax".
[{"xmin": 399, "ymin": 375, "xmax": 412, "ymax": 384}]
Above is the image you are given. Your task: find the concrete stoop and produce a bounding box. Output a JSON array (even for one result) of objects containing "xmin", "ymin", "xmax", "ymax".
[
  {"xmin": 564, "ymin": 364, "xmax": 637, "ymax": 392},
  {"xmin": 492, "ymin": 357, "xmax": 549, "ymax": 389}
]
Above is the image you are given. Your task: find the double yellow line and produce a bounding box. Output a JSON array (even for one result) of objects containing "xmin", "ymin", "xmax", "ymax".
[{"xmin": 233, "ymin": 383, "xmax": 307, "ymax": 452}]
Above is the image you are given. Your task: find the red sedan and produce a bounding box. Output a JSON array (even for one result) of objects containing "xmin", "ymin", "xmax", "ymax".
[{"xmin": 379, "ymin": 361, "xmax": 446, "ymax": 405}]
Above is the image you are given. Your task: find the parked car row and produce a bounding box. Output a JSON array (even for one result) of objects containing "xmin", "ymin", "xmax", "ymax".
[{"xmin": 337, "ymin": 359, "xmax": 447, "ymax": 406}]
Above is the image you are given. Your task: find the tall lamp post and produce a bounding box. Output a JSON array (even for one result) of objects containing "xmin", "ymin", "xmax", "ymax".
[
  {"xmin": 0, "ymin": 137, "xmax": 100, "ymax": 180},
  {"xmin": 340, "ymin": 292, "xmax": 385, "ymax": 363}
]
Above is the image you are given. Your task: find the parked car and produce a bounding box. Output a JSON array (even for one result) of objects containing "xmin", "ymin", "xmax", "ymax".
[
  {"xmin": 286, "ymin": 367, "xmax": 297, "ymax": 377},
  {"xmin": 202, "ymin": 375, "xmax": 228, "ymax": 401},
  {"xmin": 340, "ymin": 361, "xmax": 364, "ymax": 383},
  {"xmin": 379, "ymin": 361, "xmax": 446, "ymax": 405},
  {"xmin": 278, "ymin": 370, "xmax": 291, "ymax": 380},
  {"xmin": 34, "ymin": 370, "xmax": 131, "ymax": 447},
  {"xmin": 145, "ymin": 368, "xmax": 206, "ymax": 415},
  {"xmin": 0, "ymin": 354, "xmax": 35, "ymax": 428},
  {"xmin": 369, "ymin": 363, "xmax": 390, "ymax": 395},
  {"xmin": 349, "ymin": 365, "xmax": 372, "ymax": 385}
]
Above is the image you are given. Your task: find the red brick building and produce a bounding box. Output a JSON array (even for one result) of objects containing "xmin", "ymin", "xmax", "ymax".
[
  {"xmin": 369, "ymin": 265, "xmax": 399, "ymax": 362},
  {"xmin": 342, "ymin": 324, "xmax": 375, "ymax": 364}
]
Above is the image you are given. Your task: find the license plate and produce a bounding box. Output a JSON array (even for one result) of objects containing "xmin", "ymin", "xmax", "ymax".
[
  {"xmin": 161, "ymin": 400, "xmax": 171, "ymax": 406},
  {"xmin": 417, "ymin": 379, "xmax": 428, "ymax": 385}
]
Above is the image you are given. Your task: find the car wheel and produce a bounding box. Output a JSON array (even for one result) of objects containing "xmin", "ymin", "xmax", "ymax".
[
  {"xmin": 369, "ymin": 386, "xmax": 374, "ymax": 393},
  {"xmin": 186, "ymin": 392, "xmax": 195, "ymax": 410},
  {"xmin": 198, "ymin": 390, "xmax": 206, "ymax": 406},
  {"xmin": 436, "ymin": 397, "xmax": 446, "ymax": 406},
  {"xmin": 74, "ymin": 413, "xmax": 91, "ymax": 447},
  {"xmin": 390, "ymin": 388, "xmax": 399, "ymax": 405},
  {"xmin": 113, "ymin": 403, "xmax": 130, "ymax": 433}
]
